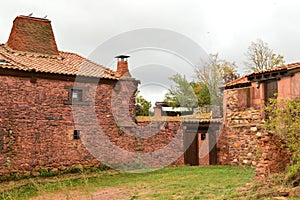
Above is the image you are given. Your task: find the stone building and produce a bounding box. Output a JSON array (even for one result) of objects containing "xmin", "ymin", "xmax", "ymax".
[
  {"xmin": 0, "ymin": 15, "xmax": 143, "ymax": 175},
  {"xmin": 220, "ymin": 63, "xmax": 300, "ymax": 177},
  {"xmin": 0, "ymin": 15, "xmax": 224, "ymax": 176}
]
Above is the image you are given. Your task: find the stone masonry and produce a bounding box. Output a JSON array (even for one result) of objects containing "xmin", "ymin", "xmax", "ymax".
[{"xmin": 221, "ymin": 87, "xmax": 288, "ymax": 178}]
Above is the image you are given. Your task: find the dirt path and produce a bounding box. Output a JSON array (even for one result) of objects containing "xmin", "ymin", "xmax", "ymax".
[{"xmin": 30, "ymin": 186, "xmax": 143, "ymax": 200}]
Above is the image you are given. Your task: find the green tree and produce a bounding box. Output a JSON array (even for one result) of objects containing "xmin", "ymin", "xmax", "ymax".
[
  {"xmin": 190, "ymin": 81, "xmax": 211, "ymax": 107},
  {"xmin": 135, "ymin": 91, "xmax": 152, "ymax": 116},
  {"xmin": 264, "ymin": 97, "xmax": 300, "ymax": 186},
  {"xmin": 245, "ymin": 39, "xmax": 285, "ymax": 72},
  {"xmin": 164, "ymin": 74, "xmax": 198, "ymax": 110}
]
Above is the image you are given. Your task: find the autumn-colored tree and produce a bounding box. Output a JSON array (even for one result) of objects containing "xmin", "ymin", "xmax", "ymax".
[{"xmin": 245, "ymin": 39, "xmax": 285, "ymax": 72}]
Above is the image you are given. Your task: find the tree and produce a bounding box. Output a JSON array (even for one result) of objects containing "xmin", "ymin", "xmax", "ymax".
[
  {"xmin": 190, "ymin": 81, "xmax": 211, "ymax": 107},
  {"xmin": 164, "ymin": 74, "xmax": 198, "ymax": 110},
  {"xmin": 135, "ymin": 91, "xmax": 152, "ymax": 116},
  {"xmin": 245, "ymin": 39, "xmax": 285, "ymax": 72},
  {"xmin": 196, "ymin": 53, "xmax": 240, "ymax": 107},
  {"xmin": 164, "ymin": 54, "xmax": 239, "ymax": 110}
]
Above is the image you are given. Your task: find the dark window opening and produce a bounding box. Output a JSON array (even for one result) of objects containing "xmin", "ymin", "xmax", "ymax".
[
  {"xmin": 201, "ymin": 133, "xmax": 206, "ymax": 140},
  {"xmin": 73, "ymin": 130, "xmax": 80, "ymax": 140},
  {"xmin": 71, "ymin": 89, "xmax": 83, "ymax": 102},
  {"xmin": 264, "ymin": 80, "xmax": 278, "ymax": 104}
]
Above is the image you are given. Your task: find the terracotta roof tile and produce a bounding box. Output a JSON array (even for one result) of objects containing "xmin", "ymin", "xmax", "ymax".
[
  {"xmin": 248, "ymin": 62, "xmax": 300, "ymax": 75},
  {"xmin": 223, "ymin": 75, "xmax": 250, "ymax": 88},
  {"xmin": 225, "ymin": 62, "xmax": 300, "ymax": 88},
  {"xmin": 0, "ymin": 44, "xmax": 118, "ymax": 79}
]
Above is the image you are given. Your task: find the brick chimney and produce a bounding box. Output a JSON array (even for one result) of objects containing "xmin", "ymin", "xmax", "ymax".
[
  {"xmin": 115, "ymin": 55, "xmax": 131, "ymax": 77},
  {"xmin": 7, "ymin": 15, "xmax": 59, "ymax": 55}
]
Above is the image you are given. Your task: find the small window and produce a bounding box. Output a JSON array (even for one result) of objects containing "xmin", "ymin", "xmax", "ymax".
[
  {"xmin": 64, "ymin": 86, "xmax": 90, "ymax": 105},
  {"xmin": 201, "ymin": 133, "xmax": 206, "ymax": 140},
  {"xmin": 73, "ymin": 130, "xmax": 80, "ymax": 140},
  {"xmin": 71, "ymin": 89, "xmax": 83, "ymax": 102}
]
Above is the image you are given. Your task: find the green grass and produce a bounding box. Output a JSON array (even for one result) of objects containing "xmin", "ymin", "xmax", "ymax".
[{"xmin": 0, "ymin": 166, "xmax": 254, "ymax": 200}]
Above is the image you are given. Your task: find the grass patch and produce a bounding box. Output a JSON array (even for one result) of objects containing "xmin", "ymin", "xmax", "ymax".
[{"xmin": 0, "ymin": 166, "xmax": 254, "ymax": 199}]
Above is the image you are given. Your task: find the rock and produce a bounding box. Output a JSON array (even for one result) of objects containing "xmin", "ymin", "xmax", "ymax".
[
  {"xmin": 234, "ymin": 142, "xmax": 241, "ymax": 148},
  {"xmin": 250, "ymin": 127, "xmax": 258, "ymax": 132},
  {"xmin": 243, "ymin": 160, "xmax": 248, "ymax": 164},
  {"xmin": 256, "ymin": 132, "xmax": 263, "ymax": 138},
  {"xmin": 31, "ymin": 171, "xmax": 40, "ymax": 176},
  {"xmin": 262, "ymin": 153, "xmax": 269, "ymax": 159},
  {"xmin": 289, "ymin": 186, "xmax": 300, "ymax": 197},
  {"xmin": 51, "ymin": 168, "xmax": 59, "ymax": 173}
]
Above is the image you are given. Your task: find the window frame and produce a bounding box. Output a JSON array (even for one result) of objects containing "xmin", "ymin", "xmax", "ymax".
[{"xmin": 64, "ymin": 86, "xmax": 90, "ymax": 105}]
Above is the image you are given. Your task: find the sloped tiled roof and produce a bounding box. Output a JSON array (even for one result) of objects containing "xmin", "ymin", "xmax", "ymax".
[
  {"xmin": 248, "ymin": 62, "xmax": 300, "ymax": 75},
  {"xmin": 0, "ymin": 44, "xmax": 118, "ymax": 79},
  {"xmin": 223, "ymin": 76, "xmax": 250, "ymax": 88},
  {"xmin": 224, "ymin": 62, "xmax": 300, "ymax": 88}
]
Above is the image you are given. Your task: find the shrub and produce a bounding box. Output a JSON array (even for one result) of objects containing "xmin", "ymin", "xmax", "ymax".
[{"xmin": 264, "ymin": 97, "xmax": 300, "ymax": 186}]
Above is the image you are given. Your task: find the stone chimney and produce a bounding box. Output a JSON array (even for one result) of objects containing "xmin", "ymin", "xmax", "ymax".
[
  {"xmin": 115, "ymin": 55, "xmax": 131, "ymax": 77},
  {"xmin": 7, "ymin": 15, "xmax": 59, "ymax": 55}
]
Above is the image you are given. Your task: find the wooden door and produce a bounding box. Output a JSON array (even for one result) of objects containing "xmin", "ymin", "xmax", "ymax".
[
  {"xmin": 184, "ymin": 132, "xmax": 199, "ymax": 166},
  {"xmin": 209, "ymin": 130, "xmax": 218, "ymax": 165},
  {"xmin": 264, "ymin": 80, "xmax": 278, "ymax": 102}
]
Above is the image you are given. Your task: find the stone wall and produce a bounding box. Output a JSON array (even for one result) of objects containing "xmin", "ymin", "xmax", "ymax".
[
  {"xmin": 0, "ymin": 75, "xmax": 101, "ymax": 175},
  {"xmin": 219, "ymin": 107, "xmax": 262, "ymax": 167},
  {"xmin": 0, "ymin": 74, "xmax": 188, "ymax": 176},
  {"xmin": 222, "ymin": 88, "xmax": 289, "ymax": 178}
]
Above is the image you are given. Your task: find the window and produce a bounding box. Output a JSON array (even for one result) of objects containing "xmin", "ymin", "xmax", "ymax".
[
  {"xmin": 73, "ymin": 130, "xmax": 80, "ymax": 140},
  {"xmin": 201, "ymin": 133, "xmax": 206, "ymax": 140},
  {"xmin": 64, "ymin": 86, "xmax": 90, "ymax": 105},
  {"xmin": 237, "ymin": 87, "xmax": 251, "ymax": 108},
  {"xmin": 71, "ymin": 89, "xmax": 83, "ymax": 102}
]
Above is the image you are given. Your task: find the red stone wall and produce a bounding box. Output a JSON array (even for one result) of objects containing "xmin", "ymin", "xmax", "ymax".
[
  {"xmin": 219, "ymin": 89, "xmax": 262, "ymax": 167},
  {"xmin": 291, "ymin": 71, "xmax": 300, "ymax": 99},
  {"xmin": 0, "ymin": 74, "xmax": 185, "ymax": 175},
  {"xmin": 222, "ymin": 88, "xmax": 289, "ymax": 178},
  {"xmin": 0, "ymin": 75, "xmax": 101, "ymax": 174}
]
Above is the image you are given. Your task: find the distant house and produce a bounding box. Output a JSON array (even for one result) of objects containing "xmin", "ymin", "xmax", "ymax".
[{"xmin": 153, "ymin": 102, "xmax": 193, "ymax": 117}]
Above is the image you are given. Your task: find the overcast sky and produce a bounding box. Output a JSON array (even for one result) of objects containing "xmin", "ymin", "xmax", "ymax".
[{"xmin": 1, "ymin": 0, "xmax": 300, "ymax": 104}]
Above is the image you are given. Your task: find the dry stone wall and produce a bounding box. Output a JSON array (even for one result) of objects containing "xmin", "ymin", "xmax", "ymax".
[{"xmin": 222, "ymin": 88, "xmax": 289, "ymax": 178}]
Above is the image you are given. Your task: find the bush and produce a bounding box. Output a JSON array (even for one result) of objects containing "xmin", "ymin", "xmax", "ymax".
[{"xmin": 264, "ymin": 97, "xmax": 300, "ymax": 186}]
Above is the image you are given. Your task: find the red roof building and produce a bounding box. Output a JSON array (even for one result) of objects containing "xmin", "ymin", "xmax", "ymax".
[{"xmin": 0, "ymin": 15, "xmax": 140, "ymax": 175}]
